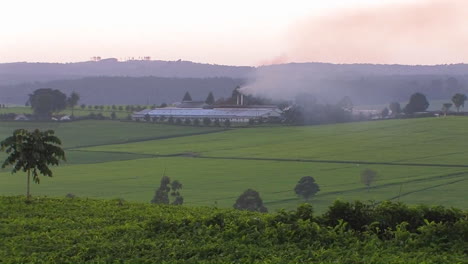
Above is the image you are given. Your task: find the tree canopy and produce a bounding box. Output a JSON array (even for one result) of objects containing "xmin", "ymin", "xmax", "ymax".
[
  {"xmin": 29, "ymin": 88, "xmax": 67, "ymax": 119},
  {"xmin": 67, "ymin": 91, "xmax": 80, "ymax": 116},
  {"xmin": 294, "ymin": 176, "xmax": 320, "ymax": 200},
  {"xmin": 233, "ymin": 189, "xmax": 268, "ymax": 213},
  {"xmin": 451, "ymin": 93, "xmax": 467, "ymax": 112},
  {"xmin": 404, "ymin": 93, "xmax": 429, "ymax": 114},
  {"xmin": 0, "ymin": 129, "xmax": 65, "ymax": 199}
]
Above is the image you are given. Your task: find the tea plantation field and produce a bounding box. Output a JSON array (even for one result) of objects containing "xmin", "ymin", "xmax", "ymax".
[{"xmin": 1, "ymin": 117, "xmax": 467, "ymax": 212}]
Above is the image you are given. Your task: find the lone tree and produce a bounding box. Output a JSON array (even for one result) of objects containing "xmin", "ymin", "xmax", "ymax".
[
  {"xmin": 389, "ymin": 102, "xmax": 401, "ymax": 116},
  {"xmin": 451, "ymin": 93, "xmax": 467, "ymax": 112},
  {"xmin": 67, "ymin": 91, "xmax": 80, "ymax": 116},
  {"xmin": 233, "ymin": 189, "xmax": 268, "ymax": 213},
  {"xmin": 28, "ymin": 88, "xmax": 67, "ymax": 119},
  {"xmin": 442, "ymin": 103, "xmax": 453, "ymax": 117},
  {"xmin": 1, "ymin": 129, "xmax": 66, "ymax": 200},
  {"xmin": 205, "ymin": 92, "xmax": 215, "ymax": 105},
  {"xmin": 404, "ymin": 93, "xmax": 429, "ymax": 114},
  {"xmin": 294, "ymin": 176, "xmax": 320, "ymax": 201},
  {"xmin": 381, "ymin": 107, "xmax": 389, "ymax": 118},
  {"xmin": 361, "ymin": 169, "xmax": 377, "ymax": 192},
  {"xmin": 182, "ymin": 91, "xmax": 192, "ymax": 102},
  {"xmin": 151, "ymin": 174, "xmax": 184, "ymax": 205}
]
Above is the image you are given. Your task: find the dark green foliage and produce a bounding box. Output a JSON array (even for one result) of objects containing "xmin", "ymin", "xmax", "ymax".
[
  {"xmin": 168, "ymin": 116, "xmax": 174, "ymax": 124},
  {"xmin": 182, "ymin": 91, "xmax": 192, "ymax": 102},
  {"xmin": 67, "ymin": 91, "xmax": 80, "ymax": 116},
  {"xmin": 294, "ymin": 176, "xmax": 320, "ymax": 200},
  {"xmin": 233, "ymin": 189, "xmax": 268, "ymax": 213},
  {"xmin": 0, "ymin": 197, "xmax": 466, "ymax": 263},
  {"xmin": 202, "ymin": 117, "xmax": 211, "ymax": 126},
  {"xmin": 110, "ymin": 111, "xmax": 117, "ymax": 120},
  {"xmin": 452, "ymin": 93, "xmax": 467, "ymax": 112},
  {"xmin": 223, "ymin": 119, "xmax": 230, "ymax": 127},
  {"xmin": 205, "ymin": 92, "xmax": 215, "ymax": 105},
  {"xmin": 193, "ymin": 118, "xmax": 200, "ymax": 126},
  {"xmin": 28, "ymin": 88, "xmax": 67, "ymax": 119},
  {"xmin": 389, "ymin": 102, "xmax": 401, "ymax": 115},
  {"xmin": 144, "ymin": 113, "xmax": 151, "ymax": 122},
  {"xmin": 151, "ymin": 175, "xmax": 183, "ymax": 205},
  {"xmin": 175, "ymin": 118, "xmax": 182, "ymax": 125},
  {"xmin": 184, "ymin": 118, "xmax": 191, "ymax": 125},
  {"xmin": 0, "ymin": 129, "xmax": 66, "ymax": 198},
  {"xmin": 248, "ymin": 118, "xmax": 255, "ymax": 125},
  {"xmin": 381, "ymin": 107, "xmax": 389, "ymax": 117},
  {"xmin": 404, "ymin": 92, "xmax": 429, "ymax": 114},
  {"xmin": 214, "ymin": 119, "xmax": 220, "ymax": 126}
]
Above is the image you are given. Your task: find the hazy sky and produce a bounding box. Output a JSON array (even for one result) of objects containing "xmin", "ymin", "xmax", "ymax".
[{"xmin": 1, "ymin": 0, "xmax": 466, "ymax": 65}]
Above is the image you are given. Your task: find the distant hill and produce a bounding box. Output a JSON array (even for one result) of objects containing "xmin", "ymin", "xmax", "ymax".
[
  {"xmin": 0, "ymin": 58, "xmax": 253, "ymax": 86},
  {"xmin": 1, "ymin": 59, "xmax": 468, "ymax": 105},
  {"xmin": 0, "ymin": 76, "xmax": 244, "ymax": 105}
]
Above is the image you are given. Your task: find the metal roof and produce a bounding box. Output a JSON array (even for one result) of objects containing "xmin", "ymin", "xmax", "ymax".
[{"xmin": 134, "ymin": 107, "xmax": 282, "ymax": 118}]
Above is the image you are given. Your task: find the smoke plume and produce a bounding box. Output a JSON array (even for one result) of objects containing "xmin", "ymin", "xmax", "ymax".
[{"xmin": 242, "ymin": 0, "xmax": 468, "ymax": 102}]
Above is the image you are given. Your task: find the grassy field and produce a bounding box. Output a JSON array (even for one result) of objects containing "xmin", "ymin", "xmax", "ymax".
[{"xmin": 0, "ymin": 117, "xmax": 467, "ymax": 212}]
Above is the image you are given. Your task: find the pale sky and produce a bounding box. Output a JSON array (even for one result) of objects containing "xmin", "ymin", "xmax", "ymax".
[{"xmin": 1, "ymin": 0, "xmax": 466, "ymax": 66}]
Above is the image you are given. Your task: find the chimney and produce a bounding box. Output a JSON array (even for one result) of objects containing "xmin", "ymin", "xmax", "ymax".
[{"xmin": 240, "ymin": 94, "xmax": 244, "ymax": 106}]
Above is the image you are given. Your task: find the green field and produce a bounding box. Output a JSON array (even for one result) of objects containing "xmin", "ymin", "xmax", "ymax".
[{"xmin": 1, "ymin": 117, "xmax": 467, "ymax": 212}]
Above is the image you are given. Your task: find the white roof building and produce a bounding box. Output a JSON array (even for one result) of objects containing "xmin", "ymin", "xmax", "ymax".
[{"xmin": 133, "ymin": 107, "xmax": 282, "ymax": 122}]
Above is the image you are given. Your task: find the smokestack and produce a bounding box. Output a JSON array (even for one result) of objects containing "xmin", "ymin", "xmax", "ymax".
[{"xmin": 241, "ymin": 94, "xmax": 244, "ymax": 106}]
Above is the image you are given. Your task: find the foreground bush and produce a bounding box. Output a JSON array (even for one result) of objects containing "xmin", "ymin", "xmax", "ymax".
[{"xmin": 0, "ymin": 197, "xmax": 466, "ymax": 263}]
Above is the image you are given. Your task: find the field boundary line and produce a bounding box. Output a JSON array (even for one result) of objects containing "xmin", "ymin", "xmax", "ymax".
[{"xmin": 67, "ymin": 129, "xmax": 228, "ymax": 150}]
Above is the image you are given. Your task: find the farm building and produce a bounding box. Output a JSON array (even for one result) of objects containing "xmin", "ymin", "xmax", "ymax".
[{"xmin": 132, "ymin": 106, "xmax": 282, "ymax": 123}]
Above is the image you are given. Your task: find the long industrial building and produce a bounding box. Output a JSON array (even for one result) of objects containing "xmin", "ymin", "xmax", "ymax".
[
  {"xmin": 133, "ymin": 106, "xmax": 282, "ymax": 123},
  {"xmin": 133, "ymin": 93, "xmax": 282, "ymax": 122}
]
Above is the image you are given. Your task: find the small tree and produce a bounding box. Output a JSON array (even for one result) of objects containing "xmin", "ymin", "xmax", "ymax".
[
  {"xmin": 175, "ymin": 118, "xmax": 182, "ymax": 125},
  {"xmin": 182, "ymin": 91, "xmax": 192, "ymax": 102},
  {"xmin": 151, "ymin": 174, "xmax": 183, "ymax": 205},
  {"xmin": 144, "ymin": 113, "xmax": 151, "ymax": 122},
  {"xmin": 110, "ymin": 111, "xmax": 117, "ymax": 120},
  {"xmin": 389, "ymin": 102, "xmax": 401, "ymax": 116},
  {"xmin": 202, "ymin": 117, "xmax": 211, "ymax": 126},
  {"xmin": 381, "ymin": 107, "xmax": 389, "ymax": 118},
  {"xmin": 168, "ymin": 116, "xmax": 174, "ymax": 124},
  {"xmin": 442, "ymin": 103, "xmax": 452, "ymax": 117},
  {"xmin": 451, "ymin": 93, "xmax": 467, "ymax": 112},
  {"xmin": 170, "ymin": 180, "xmax": 183, "ymax": 205},
  {"xmin": 248, "ymin": 119, "xmax": 255, "ymax": 125},
  {"xmin": 224, "ymin": 119, "xmax": 231, "ymax": 127},
  {"xmin": 404, "ymin": 93, "xmax": 429, "ymax": 114},
  {"xmin": 294, "ymin": 176, "xmax": 320, "ymax": 201},
  {"xmin": 205, "ymin": 92, "xmax": 215, "ymax": 105},
  {"xmin": 233, "ymin": 189, "xmax": 268, "ymax": 213},
  {"xmin": 80, "ymin": 104, "xmax": 86, "ymax": 110},
  {"xmin": 214, "ymin": 119, "xmax": 220, "ymax": 126},
  {"xmin": 184, "ymin": 118, "xmax": 192, "ymax": 125},
  {"xmin": 193, "ymin": 118, "xmax": 200, "ymax": 126},
  {"xmin": 361, "ymin": 169, "xmax": 377, "ymax": 192},
  {"xmin": 1, "ymin": 129, "xmax": 66, "ymax": 200},
  {"xmin": 151, "ymin": 175, "xmax": 171, "ymax": 204}
]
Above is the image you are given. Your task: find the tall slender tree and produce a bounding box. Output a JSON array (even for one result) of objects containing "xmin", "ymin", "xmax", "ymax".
[
  {"xmin": 1, "ymin": 129, "xmax": 66, "ymax": 200},
  {"xmin": 67, "ymin": 91, "xmax": 80, "ymax": 116}
]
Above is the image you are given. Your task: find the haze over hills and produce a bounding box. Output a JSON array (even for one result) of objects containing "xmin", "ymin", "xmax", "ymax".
[{"xmin": 1, "ymin": 59, "xmax": 467, "ymax": 105}]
